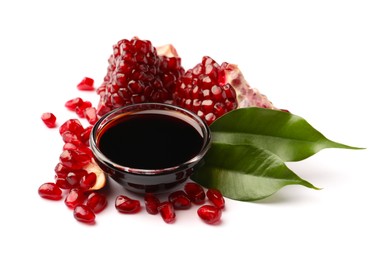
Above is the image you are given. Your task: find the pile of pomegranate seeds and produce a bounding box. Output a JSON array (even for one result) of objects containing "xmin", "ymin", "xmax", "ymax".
[{"xmin": 112, "ymin": 182, "xmax": 224, "ymax": 224}]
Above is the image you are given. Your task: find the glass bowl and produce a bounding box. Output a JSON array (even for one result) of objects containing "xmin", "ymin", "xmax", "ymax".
[{"xmin": 89, "ymin": 103, "xmax": 211, "ymax": 194}]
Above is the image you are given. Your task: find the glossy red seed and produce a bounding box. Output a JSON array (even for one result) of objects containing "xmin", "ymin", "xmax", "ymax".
[
  {"xmin": 54, "ymin": 163, "xmax": 71, "ymax": 178},
  {"xmin": 41, "ymin": 112, "xmax": 57, "ymax": 128},
  {"xmin": 144, "ymin": 193, "xmax": 160, "ymax": 215},
  {"xmin": 59, "ymin": 150, "xmax": 91, "ymax": 170},
  {"xmin": 115, "ymin": 195, "xmax": 141, "ymax": 213},
  {"xmin": 85, "ymin": 107, "xmax": 98, "ymax": 125},
  {"xmin": 65, "ymin": 97, "xmax": 84, "ymax": 111},
  {"xmin": 59, "ymin": 119, "xmax": 84, "ymax": 136},
  {"xmin": 158, "ymin": 201, "xmax": 176, "ymax": 224},
  {"xmin": 77, "ymin": 77, "xmax": 95, "ymax": 91},
  {"xmin": 38, "ymin": 182, "xmax": 62, "ymax": 200},
  {"xmin": 79, "ymin": 126, "xmax": 92, "ymax": 145},
  {"xmin": 73, "ymin": 205, "xmax": 95, "ymax": 223},
  {"xmin": 65, "ymin": 170, "xmax": 87, "ymax": 187},
  {"xmin": 85, "ymin": 192, "xmax": 107, "ymax": 213},
  {"xmin": 79, "ymin": 172, "xmax": 97, "ymax": 190},
  {"xmin": 184, "ymin": 182, "xmax": 205, "ymax": 205},
  {"xmin": 197, "ymin": 205, "xmax": 222, "ymax": 224},
  {"xmin": 65, "ymin": 188, "xmax": 85, "ymax": 209},
  {"xmin": 168, "ymin": 190, "xmax": 191, "ymax": 210},
  {"xmin": 75, "ymin": 101, "xmax": 92, "ymax": 118},
  {"xmin": 206, "ymin": 189, "xmax": 225, "ymax": 209},
  {"xmin": 55, "ymin": 176, "xmax": 72, "ymax": 190}
]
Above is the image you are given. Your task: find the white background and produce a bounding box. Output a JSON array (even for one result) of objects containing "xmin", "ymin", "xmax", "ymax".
[{"xmin": 1, "ymin": 0, "xmax": 389, "ymax": 259}]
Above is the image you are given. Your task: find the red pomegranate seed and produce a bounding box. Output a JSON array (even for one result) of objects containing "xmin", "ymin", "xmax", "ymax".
[
  {"xmin": 158, "ymin": 201, "xmax": 176, "ymax": 224},
  {"xmin": 168, "ymin": 190, "xmax": 191, "ymax": 210},
  {"xmin": 65, "ymin": 170, "xmax": 87, "ymax": 187},
  {"xmin": 85, "ymin": 107, "xmax": 98, "ymax": 125},
  {"xmin": 59, "ymin": 119, "xmax": 84, "ymax": 136},
  {"xmin": 184, "ymin": 182, "xmax": 205, "ymax": 205},
  {"xmin": 197, "ymin": 205, "xmax": 222, "ymax": 224},
  {"xmin": 206, "ymin": 189, "xmax": 225, "ymax": 209},
  {"xmin": 55, "ymin": 176, "xmax": 72, "ymax": 190},
  {"xmin": 65, "ymin": 188, "xmax": 85, "ymax": 209},
  {"xmin": 65, "ymin": 97, "xmax": 84, "ymax": 111},
  {"xmin": 85, "ymin": 192, "xmax": 107, "ymax": 213},
  {"xmin": 79, "ymin": 126, "xmax": 92, "ymax": 145},
  {"xmin": 115, "ymin": 195, "xmax": 141, "ymax": 213},
  {"xmin": 73, "ymin": 205, "xmax": 95, "ymax": 223},
  {"xmin": 79, "ymin": 172, "xmax": 97, "ymax": 190},
  {"xmin": 77, "ymin": 77, "xmax": 95, "ymax": 91},
  {"xmin": 75, "ymin": 101, "xmax": 92, "ymax": 118},
  {"xmin": 144, "ymin": 193, "xmax": 160, "ymax": 215},
  {"xmin": 41, "ymin": 112, "xmax": 57, "ymax": 128},
  {"xmin": 59, "ymin": 149, "xmax": 91, "ymax": 170},
  {"xmin": 54, "ymin": 163, "xmax": 71, "ymax": 178},
  {"xmin": 38, "ymin": 182, "xmax": 62, "ymax": 200},
  {"xmin": 61, "ymin": 131, "xmax": 79, "ymax": 143}
]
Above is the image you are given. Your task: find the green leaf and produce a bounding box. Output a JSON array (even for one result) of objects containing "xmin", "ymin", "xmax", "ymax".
[
  {"xmin": 191, "ymin": 143, "xmax": 319, "ymax": 201},
  {"xmin": 210, "ymin": 107, "xmax": 362, "ymax": 162}
]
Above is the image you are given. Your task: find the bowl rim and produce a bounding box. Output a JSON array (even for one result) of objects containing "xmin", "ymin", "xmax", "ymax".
[{"xmin": 89, "ymin": 102, "xmax": 211, "ymax": 176}]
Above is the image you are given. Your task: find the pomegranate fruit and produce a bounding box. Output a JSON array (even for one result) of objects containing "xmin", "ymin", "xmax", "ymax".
[
  {"xmin": 197, "ymin": 205, "xmax": 222, "ymax": 224},
  {"xmin": 173, "ymin": 57, "xmax": 277, "ymax": 124},
  {"xmin": 96, "ymin": 37, "xmax": 184, "ymax": 116}
]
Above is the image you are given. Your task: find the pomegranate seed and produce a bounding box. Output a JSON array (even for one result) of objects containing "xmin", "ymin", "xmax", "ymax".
[
  {"xmin": 77, "ymin": 77, "xmax": 95, "ymax": 91},
  {"xmin": 79, "ymin": 172, "xmax": 97, "ymax": 190},
  {"xmin": 85, "ymin": 107, "xmax": 98, "ymax": 125},
  {"xmin": 197, "ymin": 205, "xmax": 222, "ymax": 224},
  {"xmin": 168, "ymin": 190, "xmax": 191, "ymax": 210},
  {"xmin": 63, "ymin": 142, "xmax": 78, "ymax": 151},
  {"xmin": 85, "ymin": 192, "xmax": 107, "ymax": 213},
  {"xmin": 38, "ymin": 182, "xmax": 62, "ymax": 200},
  {"xmin": 158, "ymin": 201, "xmax": 176, "ymax": 224},
  {"xmin": 73, "ymin": 205, "xmax": 95, "ymax": 223},
  {"xmin": 206, "ymin": 189, "xmax": 225, "ymax": 209},
  {"xmin": 115, "ymin": 195, "xmax": 141, "ymax": 213},
  {"xmin": 75, "ymin": 101, "xmax": 92, "ymax": 118},
  {"xmin": 65, "ymin": 97, "xmax": 84, "ymax": 111},
  {"xmin": 79, "ymin": 126, "xmax": 92, "ymax": 145},
  {"xmin": 65, "ymin": 188, "xmax": 85, "ymax": 209},
  {"xmin": 55, "ymin": 176, "xmax": 72, "ymax": 190},
  {"xmin": 184, "ymin": 182, "xmax": 205, "ymax": 205},
  {"xmin": 54, "ymin": 163, "xmax": 71, "ymax": 178},
  {"xmin": 65, "ymin": 170, "xmax": 87, "ymax": 187},
  {"xmin": 144, "ymin": 193, "xmax": 160, "ymax": 215},
  {"xmin": 41, "ymin": 112, "xmax": 57, "ymax": 128},
  {"xmin": 61, "ymin": 131, "xmax": 79, "ymax": 143},
  {"xmin": 59, "ymin": 150, "xmax": 91, "ymax": 170},
  {"xmin": 59, "ymin": 119, "xmax": 84, "ymax": 136}
]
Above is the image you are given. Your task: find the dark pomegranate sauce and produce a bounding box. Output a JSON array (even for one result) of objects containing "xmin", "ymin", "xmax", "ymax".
[{"xmin": 96, "ymin": 113, "xmax": 204, "ymax": 170}]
